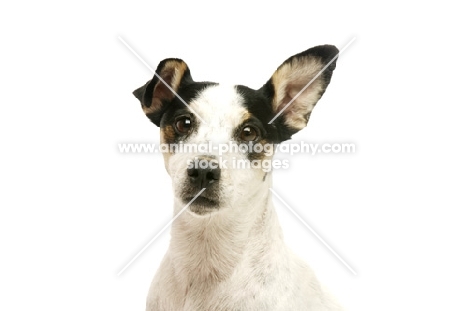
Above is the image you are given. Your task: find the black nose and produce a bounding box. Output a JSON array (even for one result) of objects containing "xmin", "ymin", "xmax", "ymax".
[{"xmin": 187, "ymin": 158, "xmax": 221, "ymax": 189}]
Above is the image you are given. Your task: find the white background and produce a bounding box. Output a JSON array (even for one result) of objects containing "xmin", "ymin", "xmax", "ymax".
[{"xmin": 1, "ymin": 1, "xmax": 467, "ymax": 310}]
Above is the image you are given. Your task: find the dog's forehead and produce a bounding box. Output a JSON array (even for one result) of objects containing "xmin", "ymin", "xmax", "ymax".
[{"xmin": 189, "ymin": 84, "xmax": 249, "ymax": 141}]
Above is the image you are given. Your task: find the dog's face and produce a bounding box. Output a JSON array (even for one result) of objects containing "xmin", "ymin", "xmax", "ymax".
[{"xmin": 133, "ymin": 45, "xmax": 338, "ymax": 216}]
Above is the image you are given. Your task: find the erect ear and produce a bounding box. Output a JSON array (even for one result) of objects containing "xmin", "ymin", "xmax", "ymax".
[
  {"xmin": 262, "ymin": 45, "xmax": 339, "ymax": 139},
  {"xmin": 133, "ymin": 58, "xmax": 192, "ymax": 127}
]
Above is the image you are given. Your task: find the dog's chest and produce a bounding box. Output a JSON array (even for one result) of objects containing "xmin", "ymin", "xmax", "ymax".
[
  {"xmin": 150, "ymin": 252, "xmax": 317, "ymax": 311},
  {"xmin": 180, "ymin": 273, "xmax": 285, "ymax": 311}
]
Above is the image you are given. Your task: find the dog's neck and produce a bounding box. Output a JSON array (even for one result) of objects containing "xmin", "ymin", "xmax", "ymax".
[{"xmin": 168, "ymin": 176, "xmax": 284, "ymax": 288}]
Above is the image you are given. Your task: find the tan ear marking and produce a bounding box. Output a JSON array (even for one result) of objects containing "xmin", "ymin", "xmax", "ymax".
[
  {"xmin": 268, "ymin": 43, "xmax": 340, "ymax": 135},
  {"xmin": 271, "ymin": 55, "xmax": 325, "ymax": 130},
  {"xmin": 143, "ymin": 60, "xmax": 188, "ymax": 115}
]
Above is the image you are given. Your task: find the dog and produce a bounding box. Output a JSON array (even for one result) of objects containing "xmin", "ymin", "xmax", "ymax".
[{"xmin": 133, "ymin": 45, "xmax": 342, "ymax": 311}]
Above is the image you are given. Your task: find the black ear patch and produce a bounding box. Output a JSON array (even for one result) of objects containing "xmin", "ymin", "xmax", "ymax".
[
  {"xmin": 260, "ymin": 44, "xmax": 339, "ymax": 140},
  {"xmin": 133, "ymin": 58, "xmax": 193, "ymax": 126},
  {"xmin": 132, "ymin": 81, "xmax": 151, "ymax": 106},
  {"xmin": 132, "ymin": 84, "xmax": 144, "ymax": 102}
]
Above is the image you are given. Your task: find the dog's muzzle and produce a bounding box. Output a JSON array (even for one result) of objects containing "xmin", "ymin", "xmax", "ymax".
[
  {"xmin": 183, "ymin": 156, "xmax": 221, "ymax": 214},
  {"xmin": 186, "ymin": 157, "xmax": 220, "ymax": 190}
]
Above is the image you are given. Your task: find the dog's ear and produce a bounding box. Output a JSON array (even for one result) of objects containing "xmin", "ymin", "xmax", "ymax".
[
  {"xmin": 133, "ymin": 58, "xmax": 192, "ymax": 126},
  {"xmin": 261, "ymin": 45, "xmax": 338, "ymax": 140}
]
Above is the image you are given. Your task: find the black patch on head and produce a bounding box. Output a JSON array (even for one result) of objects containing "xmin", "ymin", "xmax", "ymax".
[
  {"xmin": 257, "ymin": 80, "xmax": 297, "ymax": 142},
  {"xmin": 157, "ymin": 82, "xmax": 217, "ymax": 142},
  {"xmin": 235, "ymin": 85, "xmax": 284, "ymax": 143},
  {"xmin": 233, "ymin": 85, "xmax": 286, "ymax": 163}
]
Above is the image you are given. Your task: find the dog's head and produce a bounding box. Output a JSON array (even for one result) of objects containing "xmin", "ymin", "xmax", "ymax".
[{"xmin": 133, "ymin": 45, "xmax": 338, "ymax": 216}]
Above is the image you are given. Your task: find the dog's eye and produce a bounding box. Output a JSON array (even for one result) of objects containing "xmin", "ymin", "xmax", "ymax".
[
  {"xmin": 174, "ymin": 116, "xmax": 192, "ymax": 134},
  {"xmin": 240, "ymin": 126, "xmax": 259, "ymax": 142}
]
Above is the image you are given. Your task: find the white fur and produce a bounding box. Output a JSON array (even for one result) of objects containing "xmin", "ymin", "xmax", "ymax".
[{"xmin": 147, "ymin": 85, "xmax": 342, "ymax": 311}]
